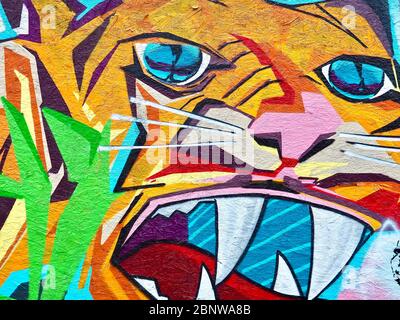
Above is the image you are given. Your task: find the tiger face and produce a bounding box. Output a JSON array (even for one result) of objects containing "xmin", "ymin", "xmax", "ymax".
[{"xmin": 2, "ymin": 0, "xmax": 400, "ymax": 300}]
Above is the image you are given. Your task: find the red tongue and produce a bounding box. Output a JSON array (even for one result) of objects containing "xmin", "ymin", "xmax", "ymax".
[{"xmin": 119, "ymin": 243, "xmax": 294, "ymax": 300}]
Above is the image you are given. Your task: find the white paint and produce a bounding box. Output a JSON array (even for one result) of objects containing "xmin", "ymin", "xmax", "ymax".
[
  {"xmin": 308, "ymin": 207, "xmax": 364, "ymax": 300},
  {"xmin": 196, "ymin": 266, "xmax": 216, "ymax": 300},
  {"xmin": 215, "ymin": 197, "xmax": 264, "ymax": 284},
  {"xmin": 273, "ymin": 253, "xmax": 301, "ymax": 297},
  {"xmin": 134, "ymin": 277, "xmax": 168, "ymax": 300}
]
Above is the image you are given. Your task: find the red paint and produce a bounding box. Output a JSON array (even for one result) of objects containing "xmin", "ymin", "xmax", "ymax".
[
  {"xmin": 120, "ymin": 243, "xmax": 294, "ymax": 300},
  {"xmin": 357, "ymin": 189, "xmax": 400, "ymax": 224},
  {"xmin": 148, "ymin": 163, "xmax": 267, "ymax": 180},
  {"xmin": 148, "ymin": 162, "xmax": 237, "ymax": 180},
  {"xmin": 307, "ymin": 185, "xmax": 400, "ymax": 225},
  {"xmin": 231, "ymin": 34, "xmax": 273, "ymax": 66},
  {"xmin": 231, "ymin": 34, "xmax": 295, "ymax": 105},
  {"xmin": 148, "ymin": 157, "xmax": 298, "ymax": 180}
]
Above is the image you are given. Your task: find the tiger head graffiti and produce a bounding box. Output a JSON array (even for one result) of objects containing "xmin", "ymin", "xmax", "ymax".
[{"xmin": 0, "ymin": 0, "xmax": 400, "ymax": 300}]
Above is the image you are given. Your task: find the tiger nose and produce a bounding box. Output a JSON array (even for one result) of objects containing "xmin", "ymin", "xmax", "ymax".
[{"xmin": 249, "ymin": 92, "xmax": 343, "ymax": 160}]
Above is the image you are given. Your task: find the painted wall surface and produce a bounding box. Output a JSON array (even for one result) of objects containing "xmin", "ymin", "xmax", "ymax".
[{"xmin": 0, "ymin": 0, "xmax": 399, "ymax": 300}]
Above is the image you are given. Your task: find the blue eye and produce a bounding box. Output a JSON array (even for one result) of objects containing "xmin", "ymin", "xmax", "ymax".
[
  {"xmin": 138, "ymin": 43, "xmax": 211, "ymax": 85},
  {"xmin": 319, "ymin": 58, "xmax": 396, "ymax": 101}
]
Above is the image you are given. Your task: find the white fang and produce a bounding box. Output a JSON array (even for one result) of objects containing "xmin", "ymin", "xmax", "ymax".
[
  {"xmin": 215, "ymin": 197, "xmax": 264, "ymax": 284},
  {"xmin": 134, "ymin": 277, "xmax": 168, "ymax": 300},
  {"xmin": 273, "ymin": 253, "xmax": 301, "ymax": 297},
  {"xmin": 196, "ymin": 266, "xmax": 216, "ymax": 300},
  {"xmin": 152, "ymin": 200, "xmax": 202, "ymax": 218},
  {"xmin": 308, "ymin": 207, "xmax": 364, "ymax": 300}
]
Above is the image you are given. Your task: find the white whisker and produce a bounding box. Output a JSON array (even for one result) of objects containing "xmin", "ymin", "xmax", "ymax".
[
  {"xmin": 342, "ymin": 150, "xmax": 400, "ymax": 167},
  {"xmin": 348, "ymin": 142, "xmax": 400, "ymax": 153},
  {"xmin": 340, "ymin": 132, "xmax": 400, "ymax": 142},
  {"xmin": 111, "ymin": 114, "xmax": 237, "ymax": 135},
  {"xmin": 130, "ymin": 97, "xmax": 243, "ymax": 134},
  {"xmin": 98, "ymin": 141, "xmax": 235, "ymax": 152}
]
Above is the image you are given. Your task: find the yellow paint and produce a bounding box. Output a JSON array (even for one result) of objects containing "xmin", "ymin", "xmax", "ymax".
[
  {"xmin": 0, "ymin": 200, "xmax": 26, "ymax": 263},
  {"xmin": 295, "ymin": 162, "xmax": 348, "ymax": 179},
  {"xmin": 14, "ymin": 70, "xmax": 36, "ymax": 144},
  {"xmin": 110, "ymin": 129, "xmax": 127, "ymax": 142},
  {"xmin": 1, "ymin": 0, "xmax": 399, "ymax": 299}
]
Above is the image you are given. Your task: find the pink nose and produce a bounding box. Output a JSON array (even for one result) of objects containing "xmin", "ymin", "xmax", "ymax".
[{"xmin": 250, "ymin": 92, "xmax": 343, "ymax": 160}]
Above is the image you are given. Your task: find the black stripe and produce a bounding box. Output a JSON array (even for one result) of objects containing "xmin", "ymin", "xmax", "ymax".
[
  {"xmin": 236, "ymin": 80, "xmax": 281, "ymax": 106},
  {"xmin": 223, "ymin": 66, "xmax": 272, "ymax": 99},
  {"xmin": 285, "ymin": 5, "xmax": 368, "ymax": 48}
]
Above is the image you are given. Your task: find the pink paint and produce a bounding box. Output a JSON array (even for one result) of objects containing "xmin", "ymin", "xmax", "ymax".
[{"xmin": 250, "ymin": 92, "xmax": 343, "ymax": 159}]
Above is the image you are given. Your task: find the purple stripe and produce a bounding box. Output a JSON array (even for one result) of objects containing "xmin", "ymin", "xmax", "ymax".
[
  {"xmin": 84, "ymin": 44, "xmax": 119, "ymax": 102},
  {"xmin": 63, "ymin": 0, "xmax": 122, "ymax": 34}
]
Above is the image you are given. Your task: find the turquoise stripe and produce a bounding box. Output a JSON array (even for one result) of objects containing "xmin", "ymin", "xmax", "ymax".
[
  {"xmin": 197, "ymin": 234, "xmax": 215, "ymax": 248},
  {"xmin": 109, "ymin": 123, "xmax": 139, "ymax": 191},
  {"xmin": 261, "ymin": 279, "xmax": 273, "ymax": 287},
  {"xmin": 249, "ymin": 216, "xmax": 310, "ymax": 251},
  {"xmin": 267, "ymin": 199, "xmax": 279, "ymax": 206},
  {"xmin": 0, "ymin": 4, "xmax": 17, "ymax": 40},
  {"xmin": 188, "ymin": 202, "xmax": 216, "ymax": 254},
  {"xmin": 242, "ymin": 242, "xmax": 311, "ymax": 273},
  {"xmin": 261, "ymin": 203, "xmax": 302, "ymax": 226},
  {"xmin": 294, "ymin": 262, "xmax": 311, "ymax": 274},
  {"xmin": 389, "ymin": 0, "xmax": 400, "ymax": 62},
  {"xmin": 236, "ymin": 199, "xmax": 312, "ymax": 295},
  {"xmin": 76, "ymin": 0, "xmax": 107, "ymax": 20},
  {"xmin": 188, "ymin": 204, "xmax": 213, "ymax": 228},
  {"xmin": 190, "ymin": 218, "xmax": 215, "ymax": 240}
]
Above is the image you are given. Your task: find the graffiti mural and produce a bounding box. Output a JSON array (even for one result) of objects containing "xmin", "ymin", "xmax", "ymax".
[{"xmin": 0, "ymin": 0, "xmax": 399, "ymax": 301}]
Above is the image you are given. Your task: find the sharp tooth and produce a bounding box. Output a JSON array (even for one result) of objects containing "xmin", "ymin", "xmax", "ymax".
[
  {"xmin": 215, "ymin": 197, "xmax": 264, "ymax": 284},
  {"xmin": 273, "ymin": 253, "xmax": 301, "ymax": 297},
  {"xmin": 152, "ymin": 200, "xmax": 201, "ymax": 218},
  {"xmin": 134, "ymin": 277, "xmax": 168, "ymax": 300},
  {"xmin": 196, "ymin": 266, "xmax": 216, "ymax": 300},
  {"xmin": 308, "ymin": 207, "xmax": 364, "ymax": 300}
]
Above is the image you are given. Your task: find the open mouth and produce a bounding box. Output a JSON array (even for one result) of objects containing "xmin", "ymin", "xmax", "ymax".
[{"xmin": 114, "ymin": 193, "xmax": 373, "ymax": 300}]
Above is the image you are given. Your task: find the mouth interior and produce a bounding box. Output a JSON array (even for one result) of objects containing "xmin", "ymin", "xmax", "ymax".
[{"xmin": 116, "ymin": 196, "xmax": 372, "ymax": 300}]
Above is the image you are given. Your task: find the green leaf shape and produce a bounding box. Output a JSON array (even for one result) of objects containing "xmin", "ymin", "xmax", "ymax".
[
  {"xmin": 0, "ymin": 101, "xmax": 122, "ymax": 300},
  {"xmin": 41, "ymin": 108, "xmax": 102, "ymax": 182},
  {"xmin": 40, "ymin": 115, "xmax": 121, "ymax": 300},
  {"xmin": 0, "ymin": 97, "xmax": 51, "ymax": 300},
  {"xmin": 0, "ymin": 175, "xmax": 23, "ymax": 199}
]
